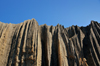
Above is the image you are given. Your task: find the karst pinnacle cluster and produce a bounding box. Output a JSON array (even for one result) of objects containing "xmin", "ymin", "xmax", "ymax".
[{"xmin": 0, "ymin": 19, "xmax": 100, "ymax": 66}]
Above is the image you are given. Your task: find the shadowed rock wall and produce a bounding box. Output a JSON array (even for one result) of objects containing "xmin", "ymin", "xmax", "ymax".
[{"xmin": 0, "ymin": 19, "xmax": 99, "ymax": 66}]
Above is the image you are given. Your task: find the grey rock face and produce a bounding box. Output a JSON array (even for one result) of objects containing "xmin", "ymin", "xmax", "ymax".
[{"xmin": 0, "ymin": 19, "xmax": 99, "ymax": 66}]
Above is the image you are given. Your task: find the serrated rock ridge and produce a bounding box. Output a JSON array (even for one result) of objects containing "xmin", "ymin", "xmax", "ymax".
[{"xmin": 0, "ymin": 19, "xmax": 99, "ymax": 66}]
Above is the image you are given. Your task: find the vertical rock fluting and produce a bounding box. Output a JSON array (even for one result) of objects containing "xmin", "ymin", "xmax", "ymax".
[{"xmin": 0, "ymin": 19, "xmax": 100, "ymax": 66}]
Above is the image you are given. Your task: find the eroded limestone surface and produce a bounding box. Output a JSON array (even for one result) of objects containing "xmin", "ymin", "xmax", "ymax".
[{"xmin": 0, "ymin": 19, "xmax": 100, "ymax": 66}]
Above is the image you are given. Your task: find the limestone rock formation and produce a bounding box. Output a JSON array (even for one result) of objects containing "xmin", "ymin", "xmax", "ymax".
[{"xmin": 0, "ymin": 19, "xmax": 100, "ymax": 66}]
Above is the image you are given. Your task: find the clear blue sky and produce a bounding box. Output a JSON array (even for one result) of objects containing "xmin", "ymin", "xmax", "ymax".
[{"xmin": 0, "ymin": 0, "xmax": 100, "ymax": 27}]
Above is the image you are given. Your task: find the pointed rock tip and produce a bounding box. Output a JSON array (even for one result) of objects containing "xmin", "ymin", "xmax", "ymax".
[
  {"xmin": 56, "ymin": 23, "xmax": 60, "ymax": 27},
  {"xmin": 23, "ymin": 18, "xmax": 38, "ymax": 25},
  {"xmin": 91, "ymin": 20, "xmax": 98, "ymax": 24},
  {"xmin": 31, "ymin": 18, "xmax": 38, "ymax": 24},
  {"xmin": 24, "ymin": 18, "xmax": 37, "ymax": 22},
  {"xmin": 40, "ymin": 24, "xmax": 47, "ymax": 27},
  {"xmin": 56, "ymin": 23, "xmax": 65, "ymax": 28},
  {"xmin": 31, "ymin": 18, "xmax": 36, "ymax": 21},
  {"xmin": 90, "ymin": 20, "xmax": 99, "ymax": 26},
  {"xmin": 91, "ymin": 20, "xmax": 94, "ymax": 24},
  {"xmin": 57, "ymin": 23, "xmax": 60, "ymax": 26}
]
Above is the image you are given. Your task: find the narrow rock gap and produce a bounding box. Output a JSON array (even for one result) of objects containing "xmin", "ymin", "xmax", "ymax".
[
  {"xmin": 41, "ymin": 26, "xmax": 49, "ymax": 66},
  {"xmin": 19, "ymin": 22, "xmax": 28, "ymax": 66},
  {"xmin": 11, "ymin": 25, "xmax": 23, "ymax": 66}
]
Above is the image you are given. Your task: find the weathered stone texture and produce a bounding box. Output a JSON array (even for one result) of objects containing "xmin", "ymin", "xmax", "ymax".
[{"xmin": 0, "ymin": 19, "xmax": 100, "ymax": 66}]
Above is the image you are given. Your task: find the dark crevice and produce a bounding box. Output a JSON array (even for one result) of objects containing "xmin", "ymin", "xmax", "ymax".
[
  {"xmin": 10, "ymin": 25, "xmax": 23, "ymax": 66},
  {"xmin": 19, "ymin": 22, "xmax": 28, "ymax": 66},
  {"xmin": 41, "ymin": 26, "xmax": 49, "ymax": 66},
  {"xmin": 7, "ymin": 34, "xmax": 17, "ymax": 66},
  {"xmin": 83, "ymin": 26, "xmax": 95, "ymax": 66}
]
